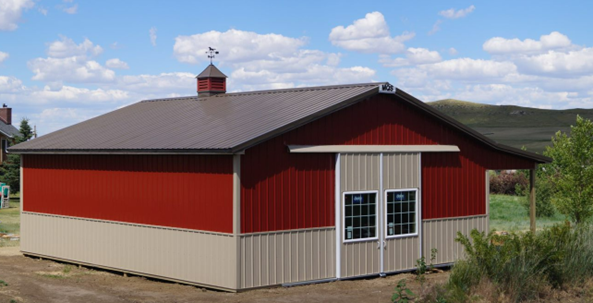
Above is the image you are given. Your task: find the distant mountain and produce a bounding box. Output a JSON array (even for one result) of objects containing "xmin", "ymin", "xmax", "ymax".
[{"xmin": 427, "ymin": 99, "xmax": 593, "ymax": 154}]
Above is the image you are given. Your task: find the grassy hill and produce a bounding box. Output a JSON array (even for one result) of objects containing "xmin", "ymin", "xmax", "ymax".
[{"xmin": 427, "ymin": 99, "xmax": 593, "ymax": 154}]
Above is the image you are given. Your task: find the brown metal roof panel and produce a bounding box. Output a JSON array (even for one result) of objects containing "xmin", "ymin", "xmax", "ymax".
[{"xmin": 10, "ymin": 83, "xmax": 381, "ymax": 152}]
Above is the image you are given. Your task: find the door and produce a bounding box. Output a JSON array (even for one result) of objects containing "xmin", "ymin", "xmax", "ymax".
[
  {"xmin": 383, "ymin": 153, "xmax": 421, "ymax": 273},
  {"xmin": 338, "ymin": 153, "xmax": 421, "ymax": 278}
]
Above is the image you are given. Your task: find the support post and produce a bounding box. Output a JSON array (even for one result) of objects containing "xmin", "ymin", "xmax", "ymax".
[{"xmin": 529, "ymin": 167, "xmax": 537, "ymax": 233}]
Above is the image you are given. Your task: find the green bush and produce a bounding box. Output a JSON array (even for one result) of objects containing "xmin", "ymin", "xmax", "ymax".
[{"xmin": 441, "ymin": 224, "xmax": 593, "ymax": 302}]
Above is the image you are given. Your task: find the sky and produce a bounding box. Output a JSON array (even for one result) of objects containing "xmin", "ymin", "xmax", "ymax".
[{"xmin": 1, "ymin": 0, "xmax": 592, "ymax": 136}]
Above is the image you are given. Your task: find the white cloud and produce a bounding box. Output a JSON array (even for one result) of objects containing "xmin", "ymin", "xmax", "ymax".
[
  {"xmin": 417, "ymin": 58, "xmax": 517, "ymax": 81},
  {"xmin": 174, "ymin": 29, "xmax": 376, "ymax": 89},
  {"xmin": 231, "ymin": 65, "xmax": 375, "ymax": 91},
  {"xmin": 0, "ymin": 0, "xmax": 34, "ymax": 31},
  {"xmin": 30, "ymin": 85, "xmax": 129, "ymax": 104},
  {"xmin": 515, "ymin": 48, "xmax": 593, "ymax": 76},
  {"xmin": 28, "ymin": 57, "xmax": 116, "ymax": 83},
  {"xmin": 0, "ymin": 76, "xmax": 24, "ymax": 92},
  {"xmin": 0, "ymin": 51, "xmax": 9, "ymax": 63},
  {"xmin": 483, "ymin": 31, "xmax": 571, "ymax": 55},
  {"xmin": 174, "ymin": 29, "xmax": 307, "ymax": 64},
  {"xmin": 149, "ymin": 27, "xmax": 157, "ymax": 46},
  {"xmin": 116, "ymin": 72, "xmax": 196, "ymax": 94},
  {"xmin": 27, "ymin": 37, "xmax": 114, "ymax": 84},
  {"xmin": 47, "ymin": 36, "xmax": 103, "ymax": 58},
  {"xmin": 453, "ymin": 84, "xmax": 574, "ymax": 107},
  {"xmin": 379, "ymin": 48, "xmax": 442, "ymax": 67},
  {"xmin": 63, "ymin": 4, "xmax": 77, "ymax": 14},
  {"xmin": 439, "ymin": 5, "xmax": 475, "ymax": 19},
  {"xmin": 428, "ymin": 20, "xmax": 442, "ymax": 35},
  {"xmin": 329, "ymin": 12, "xmax": 415, "ymax": 54},
  {"xmin": 106, "ymin": 58, "xmax": 129, "ymax": 69},
  {"xmin": 448, "ymin": 48, "xmax": 458, "ymax": 56}
]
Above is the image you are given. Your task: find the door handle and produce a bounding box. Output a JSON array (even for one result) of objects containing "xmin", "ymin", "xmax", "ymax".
[
  {"xmin": 383, "ymin": 241, "xmax": 387, "ymax": 250},
  {"xmin": 377, "ymin": 240, "xmax": 387, "ymax": 249},
  {"xmin": 377, "ymin": 240, "xmax": 381, "ymax": 249}
]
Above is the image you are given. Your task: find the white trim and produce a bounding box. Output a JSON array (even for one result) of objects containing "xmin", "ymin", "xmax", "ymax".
[
  {"xmin": 418, "ymin": 154, "xmax": 423, "ymax": 258},
  {"xmin": 379, "ymin": 153, "xmax": 384, "ymax": 274},
  {"xmin": 20, "ymin": 155, "xmax": 23, "ymax": 214},
  {"xmin": 383, "ymin": 188, "xmax": 419, "ymax": 240},
  {"xmin": 288, "ymin": 145, "xmax": 460, "ymax": 154},
  {"xmin": 232, "ymin": 155, "xmax": 241, "ymax": 235},
  {"xmin": 334, "ymin": 153, "xmax": 341, "ymax": 279},
  {"xmin": 486, "ymin": 170, "xmax": 490, "ymax": 232},
  {"xmin": 342, "ymin": 190, "xmax": 379, "ymax": 244}
]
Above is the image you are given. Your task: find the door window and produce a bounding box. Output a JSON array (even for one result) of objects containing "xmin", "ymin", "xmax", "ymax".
[
  {"xmin": 385, "ymin": 189, "xmax": 418, "ymax": 238},
  {"xmin": 343, "ymin": 191, "xmax": 378, "ymax": 242}
]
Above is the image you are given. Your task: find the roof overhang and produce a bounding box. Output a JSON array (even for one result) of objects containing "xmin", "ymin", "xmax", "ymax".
[
  {"xmin": 288, "ymin": 145, "xmax": 460, "ymax": 153},
  {"xmin": 0, "ymin": 129, "xmax": 15, "ymax": 138},
  {"xmin": 8, "ymin": 149, "xmax": 244, "ymax": 155}
]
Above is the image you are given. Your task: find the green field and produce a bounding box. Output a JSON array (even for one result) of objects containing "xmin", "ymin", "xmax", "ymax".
[
  {"xmin": 0, "ymin": 199, "xmax": 20, "ymax": 247},
  {"xmin": 428, "ymin": 99, "xmax": 593, "ymax": 154},
  {"xmin": 489, "ymin": 194, "xmax": 566, "ymax": 232}
]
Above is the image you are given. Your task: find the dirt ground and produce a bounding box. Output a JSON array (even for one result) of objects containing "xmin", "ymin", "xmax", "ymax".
[{"xmin": 0, "ymin": 246, "xmax": 448, "ymax": 303}]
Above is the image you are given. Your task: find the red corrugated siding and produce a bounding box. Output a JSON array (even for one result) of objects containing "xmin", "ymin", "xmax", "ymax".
[
  {"xmin": 23, "ymin": 154, "xmax": 233, "ymax": 233},
  {"xmin": 241, "ymin": 94, "xmax": 538, "ymax": 232}
]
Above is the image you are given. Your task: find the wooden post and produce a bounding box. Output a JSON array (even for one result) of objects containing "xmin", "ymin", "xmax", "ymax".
[{"xmin": 529, "ymin": 167, "xmax": 537, "ymax": 233}]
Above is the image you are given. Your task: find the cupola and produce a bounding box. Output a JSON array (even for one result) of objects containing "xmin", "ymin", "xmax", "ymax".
[{"xmin": 196, "ymin": 64, "xmax": 227, "ymax": 97}]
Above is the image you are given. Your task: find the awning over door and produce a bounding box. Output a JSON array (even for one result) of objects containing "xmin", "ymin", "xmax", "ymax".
[{"xmin": 288, "ymin": 145, "xmax": 460, "ymax": 153}]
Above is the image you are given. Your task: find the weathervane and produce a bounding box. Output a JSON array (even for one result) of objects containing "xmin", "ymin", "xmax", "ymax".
[{"xmin": 206, "ymin": 47, "xmax": 219, "ymax": 65}]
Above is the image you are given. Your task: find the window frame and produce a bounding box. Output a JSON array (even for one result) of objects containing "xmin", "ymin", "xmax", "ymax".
[
  {"xmin": 384, "ymin": 188, "xmax": 419, "ymax": 239},
  {"xmin": 342, "ymin": 190, "xmax": 379, "ymax": 243}
]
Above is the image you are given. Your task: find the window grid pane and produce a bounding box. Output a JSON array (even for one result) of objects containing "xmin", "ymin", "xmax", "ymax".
[
  {"xmin": 344, "ymin": 193, "xmax": 377, "ymax": 241},
  {"xmin": 386, "ymin": 190, "xmax": 417, "ymax": 236}
]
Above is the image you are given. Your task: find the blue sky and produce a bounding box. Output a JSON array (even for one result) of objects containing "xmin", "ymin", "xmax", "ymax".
[{"xmin": 1, "ymin": 1, "xmax": 592, "ymax": 135}]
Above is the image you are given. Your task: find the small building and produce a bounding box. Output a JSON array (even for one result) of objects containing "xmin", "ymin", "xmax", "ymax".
[
  {"xmin": 11, "ymin": 64, "xmax": 550, "ymax": 291},
  {"xmin": 0, "ymin": 104, "xmax": 19, "ymax": 164}
]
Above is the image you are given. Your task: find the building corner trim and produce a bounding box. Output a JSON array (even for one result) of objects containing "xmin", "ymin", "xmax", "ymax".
[{"xmin": 233, "ymin": 154, "xmax": 241, "ymax": 289}]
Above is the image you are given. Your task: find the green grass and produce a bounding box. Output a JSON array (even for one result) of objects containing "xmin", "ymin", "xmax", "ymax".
[
  {"xmin": 489, "ymin": 194, "xmax": 566, "ymax": 232},
  {"xmin": 428, "ymin": 99, "xmax": 593, "ymax": 154},
  {"xmin": 0, "ymin": 198, "xmax": 20, "ymax": 247}
]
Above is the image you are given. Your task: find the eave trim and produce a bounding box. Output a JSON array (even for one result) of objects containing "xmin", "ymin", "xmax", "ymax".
[
  {"xmin": 288, "ymin": 145, "xmax": 460, "ymax": 153},
  {"xmin": 8, "ymin": 149, "xmax": 244, "ymax": 155}
]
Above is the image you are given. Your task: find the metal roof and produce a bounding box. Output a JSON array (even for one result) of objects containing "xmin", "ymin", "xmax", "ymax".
[
  {"xmin": 196, "ymin": 64, "xmax": 227, "ymax": 79},
  {"xmin": 9, "ymin": 81, "xmax": 551, "ymax": 163},
  {"xmin": 10, "ymin": 83, "xmax": 381, "ymax": 154}
]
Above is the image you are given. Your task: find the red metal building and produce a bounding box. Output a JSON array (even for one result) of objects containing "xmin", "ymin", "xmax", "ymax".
[{"xmin": 11, "ymin": 64, "xmax": 550, "ymax": 291}]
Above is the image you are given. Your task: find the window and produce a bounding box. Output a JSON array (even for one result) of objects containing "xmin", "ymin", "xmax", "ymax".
[
  {"xmin": 343, "ymin": 191, "xmax": 377, "ymax": 242},
  {"xmin": 385, "ymin": 189, "xmax": 418, "ymax": 237}
]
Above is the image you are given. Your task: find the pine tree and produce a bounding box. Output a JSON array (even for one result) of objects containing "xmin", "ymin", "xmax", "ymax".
[{"xmin": 0, "ymin": 118, "xmax": 34, "ymax": 193}]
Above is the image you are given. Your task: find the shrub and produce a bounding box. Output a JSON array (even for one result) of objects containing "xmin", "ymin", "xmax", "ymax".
[
  {"xmin": 440, "ymin": 224, "xmax": 593, "ymax": 302},
  {"xmin": 489, "ymin": 170, "xmax": 528, "ymax": 195}
]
